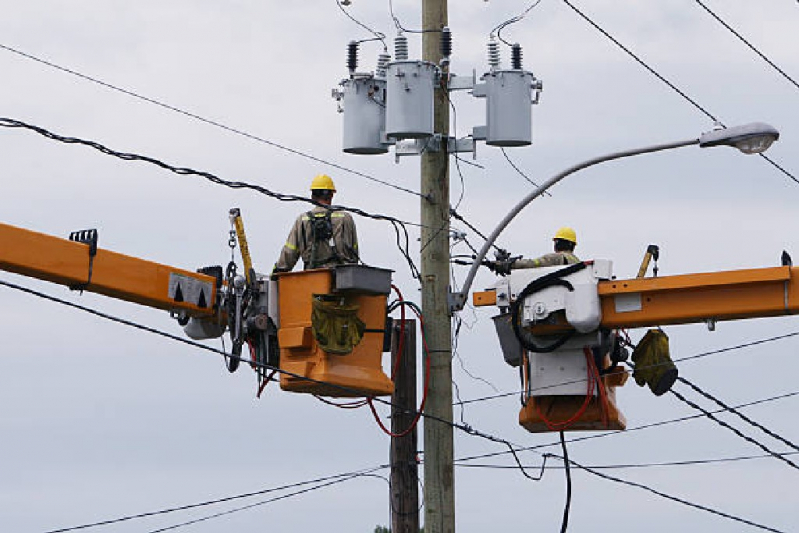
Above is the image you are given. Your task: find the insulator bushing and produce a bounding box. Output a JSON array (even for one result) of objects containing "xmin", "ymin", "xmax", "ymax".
[
  {"xmin": 487, "ymin": 39, "xmax": 500, "ymax": 70},
  {"xmin": 441, "ymin": 27, "xmax": 452, "ymax": 58},
  {"xmin": 347, "ymin": 41, "xmax": 359, "ymax": 73},
  {"xmin": 511, "ymin": 43, "xmax": 523, "ymax": 70},
  {"xmin": 376, "ymin": 52, "xmax": 391, "ymax": 78},
  {"xmin": 394, "ymin": 34, "xmax": 409, "ymax": 61}
]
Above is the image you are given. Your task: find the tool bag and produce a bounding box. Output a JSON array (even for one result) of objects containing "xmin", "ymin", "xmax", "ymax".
[
  {"xmin": 311, "ymin": 295, "xmax": 366, "ymax": 355},
  {"xmin": 631, "ymin": 328, "xmax": 678, "ymax": 396}
]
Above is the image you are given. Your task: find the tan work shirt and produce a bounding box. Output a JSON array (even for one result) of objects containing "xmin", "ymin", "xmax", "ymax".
[
  {"xmin": 512, "ymin": 251, "xmax": 580, "ymax": 269},
  {"xmin": 276, "ymin": 206, "xmax": 359, "ymax": 271}
]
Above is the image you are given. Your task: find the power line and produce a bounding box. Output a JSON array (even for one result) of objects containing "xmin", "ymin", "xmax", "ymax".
[
  {"xmin": 9, "ymin": 276, "xmax": 792, "ymax": 532},
  {"xmin": 0, "ymin": 42, "xmax": 422, "ymax": 198},
  {"xmin": 0, "ymin": 117, "xmax": 421, "ymax": 278},
  {"xmin": 693, "ymin": 0, "xmax": 799, "ymax": 92},
  {"xmin": 454, "ymin": 330, "xmax": 799, "ymax": 407},
  {"xmin": 560, "ymin": 0, "xmax": 799, "ymax": 186},
  {"xmin": 0, "ymin": 277, "xmax": 544, "ymax": 482},
  {"xmin": 43, "ymin": 467, "xmax": 387, "ymax": 533},
  {"xmin": 678, "ymin": 377, "xmax": 799, "ymax": 452},
  {"xmin": 454, "ymin": 389, "xmax": 799, "ymax": 463},
  {"xmin": 670, "ymin": 387, "xmax": 799, "ymax": 471},
  {"xmin": 455, "ymin": 451, "xmax": 799, "ymax": 471},
  {"xmin": 558, "ymin": 456, "xmax": 788, "ymax": 533}
]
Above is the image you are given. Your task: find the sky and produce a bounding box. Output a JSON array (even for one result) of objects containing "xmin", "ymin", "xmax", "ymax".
[{"xmin": 1, "ymin": 1, "xmax": 798, "ymax": 532}]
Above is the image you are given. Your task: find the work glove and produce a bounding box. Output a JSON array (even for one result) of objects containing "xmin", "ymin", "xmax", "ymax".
[{"xmin": 485, "ymin": 259, "xmax": 514, "ymax": 276}]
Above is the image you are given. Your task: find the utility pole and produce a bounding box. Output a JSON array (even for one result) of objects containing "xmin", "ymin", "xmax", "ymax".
[
  {"xmin": 421, "ymin": 0, "xmax": 454, "ymax": 532},
  {"xmin": 390, "ymin": 319, "xmax": 419, "ymax": 533}
]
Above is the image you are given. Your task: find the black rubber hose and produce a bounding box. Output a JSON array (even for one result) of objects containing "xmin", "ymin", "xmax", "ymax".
[{"xmin": 510, "ymin": 262, "xmax": 587, "ymax": 353}]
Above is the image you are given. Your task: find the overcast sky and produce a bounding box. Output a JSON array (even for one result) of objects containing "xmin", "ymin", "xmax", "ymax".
[{"xmin": 1, "ymin": 1, "xmax": 798, "ymax": 532}]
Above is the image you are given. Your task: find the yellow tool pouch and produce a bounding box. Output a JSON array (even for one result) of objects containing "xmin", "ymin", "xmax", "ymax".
[
  {"xmin": 311, "ymin": 296, "xmax": 366, "ymax": 355},
  {"xmin": 631, "ymin": 328, "xmax": 678, "ymax": 396}
]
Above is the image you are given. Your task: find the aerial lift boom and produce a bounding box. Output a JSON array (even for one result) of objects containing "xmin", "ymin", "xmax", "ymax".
[
  {"xmin": 473, "ymin": 258, "xmax": 799, "ymax": 432},
  {"xmin": 0, "ymin": 219, "xmax": 395, "ymax": 398}
]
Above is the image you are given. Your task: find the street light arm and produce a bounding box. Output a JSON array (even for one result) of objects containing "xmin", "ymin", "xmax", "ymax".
[{"xmin": 450, "ymin": 137, "xmax": 700, "ymax": 312}]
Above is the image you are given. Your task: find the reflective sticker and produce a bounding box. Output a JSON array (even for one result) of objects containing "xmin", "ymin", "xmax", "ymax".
[
  {"xmin": 168, "ymin": 273, "xmax": 214, "ymax": 308},
  {"xmin": 614, "ymin": 293, "xmax": 642, "ymax": 313}
]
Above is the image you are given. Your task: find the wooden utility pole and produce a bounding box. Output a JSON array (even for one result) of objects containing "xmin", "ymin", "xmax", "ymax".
[
  {"xmin": 390, "ymin": 319, "xmax": 419, "ymax": 533},
  {"xmin": 421, "ymin": 0, "xmax": 454, "ymax": 532}
]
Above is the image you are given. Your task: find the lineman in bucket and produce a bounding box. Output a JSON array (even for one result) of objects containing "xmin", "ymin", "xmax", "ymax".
[
  {"xmin": 273, "ymin": 174, "xmax": 359, "ymax": 272},
  {"xmin": 490, "ymin": 227, "xmax": 580, "ymax": 275}
]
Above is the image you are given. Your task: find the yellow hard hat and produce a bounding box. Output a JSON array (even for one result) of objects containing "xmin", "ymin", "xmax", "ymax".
[
  {"xmin": 553, "ymin": 226, "xmax": 577, "ymax": 244},
  {"xmin": 310, "ymin": 174, "xmax": 336, "ymax": 192}
]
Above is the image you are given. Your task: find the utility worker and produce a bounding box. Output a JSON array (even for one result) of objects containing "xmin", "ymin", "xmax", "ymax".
[
  {"xmin": 491, "ymin": 227, "xmax": 580, "ymax": 275},
  {"xmin": 273, "ymin": 174, "xmax": 359, "ymax": 272}
]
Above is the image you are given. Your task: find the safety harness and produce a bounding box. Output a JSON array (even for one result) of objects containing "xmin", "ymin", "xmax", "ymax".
[{"xmin": 306, "ymin": 210, "xmax": 342, "ymax": 269}]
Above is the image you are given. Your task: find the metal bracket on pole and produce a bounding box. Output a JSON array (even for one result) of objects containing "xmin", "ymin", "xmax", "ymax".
[
  {"xmin": 447, "ymin": 70, "xmax": 477, "ymax": 92},
  {"xmin": 394, "ymin": 134, "xmax": 475, "ymax": 161}
]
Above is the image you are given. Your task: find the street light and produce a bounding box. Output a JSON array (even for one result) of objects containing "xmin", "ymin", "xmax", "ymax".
[{"xmin": 449, "ymin": 121, "xmax": 781, "ymax": 312}]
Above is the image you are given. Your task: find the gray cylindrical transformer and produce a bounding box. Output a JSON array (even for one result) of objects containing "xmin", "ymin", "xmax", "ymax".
[
  {"xmin": 484, "ymin": 70, "xmax": 535, "ymax": 147},
  {"xmin": 342, "ymin": 76, "xmax": 388, "ymax": 154},
  {"xmin": 385, "ymin": 60, "xmax": 436, "ymax": 139}
]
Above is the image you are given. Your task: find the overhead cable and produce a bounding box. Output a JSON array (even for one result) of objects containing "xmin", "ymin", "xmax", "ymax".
[
  {"xmin": 454, "ymin": 389, "xmax": 799, "ymax": 463},
  {"xmin": 0, "ymin": 42, "xmax": 421, "ymax": 198},
  {"xmin": 560, "ymin": 0, "xmax": 799, "ymax": 186},
  {"xmin": 455, "ymin": 451, "xmax": 799, "ymax": 471},
  {"xmin": 11, "ymin": 272, "xmax": 788, "ymax": 533},
  {"xmin": 677, "ymin": 376, "xmax": 799, "ymax": 453},
  {"xmin": 44, "ymin": 466, "xmax": 386, "ymax": 533},
  {"xmin": 0, "ymin": 277, "xmax": 542, "ymax": 482},
  {"xmin": 336, "ymin": 0, "xmax": 387, "ymax": 50},
  {"xmin": 0, "ymin": 117, "xmax": 421, "ymax": 278},
  {"xmin": 145, "ymin": 472, "xmax": 382, "ymax": 533},
  {"xmin": 490, "ymin": 0, "xmax": 545, "ymax": 47},
  {"xmin": 693, "ymin": 0, "xmax": 799, "ymax": 92},
  {"xmin": 670, "ymin": 387, "xmax": 799, "ymax": 471},
  {"xmin": 557, "ymin": 456, "xmax": 787, "ymax": 533},
  {"xmin": 455, "ymin": 329, "xmax": 799, "ymax": 407}
]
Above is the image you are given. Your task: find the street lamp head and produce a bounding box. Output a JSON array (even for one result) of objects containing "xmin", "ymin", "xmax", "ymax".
[{"xmin": 699, "ymin": 122, "xmax": 780, "ymax": 154}]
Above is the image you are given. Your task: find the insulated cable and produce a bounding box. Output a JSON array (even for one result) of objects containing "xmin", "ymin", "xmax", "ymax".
[
  {"xmin": 491, "ymin": 0, "xmax": 545, "ymax": 47},
  {"xmin": 560, "ymin": 0, "xmax": 799, "ymax": 186},
  {"xmin": 0, "ymin": 277, "xmax": 537, "ymax": 480},
  {"xmin": 556, "ymin": 455, "xmax": 788, "ymax": 533},
  {"xmin": 693, "ymin": 0, "xmax": 799, "ymax": 92},
  {"xmin": 677, "ymin": 376, "xmax": 799, "ymax": 452},
  {"xmin": 43, "ymin": 466, "xmax": 387, "ymax": 533},
  {"xmin": 0, "ymin": 42, "xmax": 423, "ymax": 198},
  {"xmin": 0, "ymin": 117, "xmax": 421, "ymax": 278},
  {"xmin": 336, "ymin": 0, "xmax": 388, "ymax": 50}
]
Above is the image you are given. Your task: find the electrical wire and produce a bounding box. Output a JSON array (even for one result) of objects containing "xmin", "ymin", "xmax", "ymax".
[
  {"xmin": 677, "ymin": 376, "xmax": 799, "ymax": 452},
  {"xmin": 145, "ymin": 471, "xmax": 386, "ymax": 533},
  {"xmin": 0, "ymin": 42, "xmax": 425, "ymax": 198},
  {"xmin": 693, "ymin": 0, "xmax": 799, "ymax": 92},
  {"xmin": 454, "ymin": 389, "xmax": 799, "ymax": 464},
  {"xmin": 0, "ymin": 277, "xmax": 539, "ymax": 481},
  {"xmin": 558, "ymin": 431, "xmax": 571, "ymax": 533},
  {"xmin": 336, "ymin": 0, "xmax": 388, "ymax": 50},
  {"xmin": 670, "ymin": 387, "xmax": 799, "ymax": 471},
  {"xmin": 556, "ymin": 456, "xmax": 788, "ymax": 533},
  {"xmin": 500, "ymin": 147, "xmax": 551, "ymax": 195},
  {"xmin": 491, "ymin": 0, "xmax": 545, "ymax": 47},
  {"xmin": 455, "ymin": 451, "xmax": 799, "ymax": 471},
  {"xmin": 388, "ymin": 0, "xmax": 441, "ymax": 34},
  {"xmin": 43, "ymin": 466, "xmax": 387, "ymax": 533},
  {"xmin": 559, "ymin": 0, "xmax": 799, "ymax": 186},
  {"xmin": 454, "ymin": 329, "xmax": 799, "ymax": 407},
  {"xmin": 0, "ymin": 117, "xmax": 421, "ymax": 279},
  {"xmin": 13, "ymin": 267, "xmax": 789, "ymax": 533}
]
